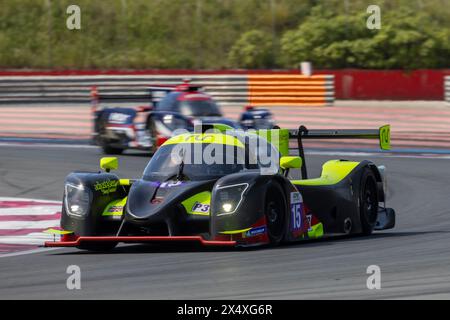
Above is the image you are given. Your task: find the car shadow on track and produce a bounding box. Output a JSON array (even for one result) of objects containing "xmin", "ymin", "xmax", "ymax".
[
  {"xmin": 50, "ymin": 231, "xmax": 438, "ymax": 255},
  {"xmin": 276, "ymin": 230, "xmax": 440, "ymax": 250},
  {"xmin": 51, "ymin": 243, "xmax": 240, "ymax": 255}
]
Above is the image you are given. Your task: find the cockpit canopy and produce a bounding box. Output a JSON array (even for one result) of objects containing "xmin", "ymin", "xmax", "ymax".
[{"xmin": 143, "ymin": 133, "xmax": 280, "ymax": 181}]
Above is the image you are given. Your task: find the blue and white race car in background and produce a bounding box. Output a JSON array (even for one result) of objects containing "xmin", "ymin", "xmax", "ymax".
[{"xmin": 92, "ymin": 82, "xmax": 275, "ymax": 154}]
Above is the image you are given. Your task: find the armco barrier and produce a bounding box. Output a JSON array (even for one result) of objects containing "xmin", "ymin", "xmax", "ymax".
[
  {"xmin": 0, "ymin": 73, "xmax": 334, "ymax": 107},
  {"xmin": 0, "ymin": 75, "xmax": 247, "ymax": 106},
  {"xmin": 445, "ymin": 76, "xmax": 450, "ymax": 104}
]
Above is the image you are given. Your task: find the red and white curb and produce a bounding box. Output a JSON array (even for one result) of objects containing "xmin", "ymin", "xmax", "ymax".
[{"xmin": 0, "ymin": 197, "xmax": 61, "ymax": 256}]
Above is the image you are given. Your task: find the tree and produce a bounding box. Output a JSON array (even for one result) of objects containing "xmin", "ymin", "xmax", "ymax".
[
  {"xmin": 280, "ymin": 4, "xmax": 450, "ymax": 69},
  {"xmin": 228, "ymin": 30, "xmax": 274, "ymax": 68}
]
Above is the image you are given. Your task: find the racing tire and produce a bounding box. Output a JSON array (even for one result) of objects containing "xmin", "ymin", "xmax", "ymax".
[
  {"xmin": 76, "ymin": 242, "xmax": 118, "ymax": 252},
  {"xmin": 359, "ymin": 168, "xmax": 379, "ymax": 235},
  {"xmin": 101, "ymin": 144, "xmax": 124, "ymax": 155},
  {"xmin": 264, "ymin": 183, "xmax": 287, "ymax": 245},
  {"xmin": 97, "ymin": 117, "xmax": 124, "ymax": 155}
]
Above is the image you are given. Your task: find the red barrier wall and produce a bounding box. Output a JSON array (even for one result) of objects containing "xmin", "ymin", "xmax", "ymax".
[
  {"xmin": 315, "ymin": 69, "xmax": 450, "ymax": 100},
  {"xmin": 1, "ymin": 69, "xmax": 449, "ymax": 100}
]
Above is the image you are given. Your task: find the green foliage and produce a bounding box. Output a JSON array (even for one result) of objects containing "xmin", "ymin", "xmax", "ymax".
[
  {"xmin": 0, "ymin": 0, "xmax": 448, "ymax": 69},
  {"xmin": 280, "ymin": 1, "xmax": 450, "ymax": 69},
  {"xmin": 228, "ymin": 30, "xmax": 274, "ymax": 68}
]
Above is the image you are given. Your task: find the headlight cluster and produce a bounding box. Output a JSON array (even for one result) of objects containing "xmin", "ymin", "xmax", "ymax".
[
  {"xmin": 216, "ymin": 183, "xmax": 248, "ymax": 216},
  {"xmin": 65, "ymin": 183, "xmax": 91, "ymax": 217}
]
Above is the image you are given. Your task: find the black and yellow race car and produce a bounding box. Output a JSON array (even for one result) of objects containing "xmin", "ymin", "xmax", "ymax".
[{"xmin": 45, "ymin": 124, "xmax": 395, "ymax": 251}]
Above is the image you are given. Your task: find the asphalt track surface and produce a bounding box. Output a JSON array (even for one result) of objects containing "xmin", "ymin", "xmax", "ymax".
[{"xmin": 1, "ymin": 144, "xmax": 450, "ymax": 299}]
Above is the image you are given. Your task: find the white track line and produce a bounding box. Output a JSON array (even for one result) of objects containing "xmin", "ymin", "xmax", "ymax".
[
  {"xmin": 0, "ymin": 233, "xmax": 58, "ymax": 245},
  {"xmin": 0, "ymin": 247, "xmax": 61, "ymax": 258},
  {"xmin": 0, "ymin": 197, "xmax": 60, "ymax": 203},
  {"xmin": 0, "ymin": 197, "xmax": 62, "ymax": 258},
  {"xmin": 0, "ymin": 206, "xmax": 61, "ymax": 216},
  {"xmin": 0, "ymin": 220, "xmax": 60, "ymax": 229},
  {"xmin": 0, "ymin": 142, "xmax": 95, "ymax": 149},
  {"xmin": 306, "ymin": 150, "xmax": 450, "ymax": 159}
]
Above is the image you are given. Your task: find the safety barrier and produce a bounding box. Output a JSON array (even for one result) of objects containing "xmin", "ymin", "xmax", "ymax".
[
  {"xmin": 248, "ymin": 74, "xmax": 334, "ymax": 106},
  {"xmin": 445, "ymin": 76, "xmax": 450, "ymax": 104},
  {"xmin": 0, "ymin": 73, "xmax": 334, "ymax": 107}
]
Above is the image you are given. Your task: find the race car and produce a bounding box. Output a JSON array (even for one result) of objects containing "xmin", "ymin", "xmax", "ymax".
[
  {"xmin": 45, "ymin": 124, "xmax": 395, "ymax": 251},
  {"xmin": 92, "ymin": 82, "xmax": 275, "ymax": 155}
]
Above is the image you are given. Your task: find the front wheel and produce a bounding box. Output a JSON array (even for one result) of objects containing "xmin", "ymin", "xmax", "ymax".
[
  {"xmin": 359, "ymin": 169, "xmax": 379, "ymax": 235},
  {"xmin": 264, "ymin": 183, "xmax": 287, "ymax": 245}
]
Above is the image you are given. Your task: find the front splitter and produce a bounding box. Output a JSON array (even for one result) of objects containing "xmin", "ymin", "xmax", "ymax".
[{"xmin": 44, "ymin": 236, "xmax": 237, "ymax": 247}]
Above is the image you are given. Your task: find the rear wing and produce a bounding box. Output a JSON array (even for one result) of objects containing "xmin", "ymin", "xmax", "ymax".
[
  {"xmin": 91, "ymin": 85, "xmax": 174, "ymax": 106},
  {"xmin": 286, "ymin": 125, "xmax": 390, "ymax": 179},
  {"xmin": 91, "ymin": 83, "xmax": 205, "ymax": 111},
  {"xmin": 288, "ymin": 125, "xmax": 390, "ymax": 149}
]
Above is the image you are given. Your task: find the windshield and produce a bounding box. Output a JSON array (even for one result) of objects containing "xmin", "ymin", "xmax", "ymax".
[
  {"xmin": 179, "ymin": 100, "xmax": 222, "ymax": 117},
  {"xmin": 143, "ymin": 143, "xmax": 248, "ymax": 181}
]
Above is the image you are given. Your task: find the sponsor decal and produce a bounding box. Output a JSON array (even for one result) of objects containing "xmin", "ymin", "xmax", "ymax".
[
  {"xmin": 306, "ymin": 214, "xmax": 313, "ymax": 232},
  {"xmin": 159, "ymin": 181, "xmax": 183, "ymax": 188},
  {"xmin": 108, "ymin": 206, "xmax": 123, "ymax": 213},
  {"xmin": 290, "ymin": 192, "xmax": 302, "ymax": 204},
  {"xmin": 108, "ymin": 112, "xmax": 130, "ymax": 124},
  {"xmin": 290, "ymin": 192, "xmax": 303, "ymax": 232},
  {"xmin": 94, "ymin": 180, "xmax": 119, "ymax": 195},
  {"xmin": 191, "ymin": 202, "xmax": 210, "ymax": 214},
  {"xmin": 245, "ymin": 226, "xmax": 266, "ymax": 237}
]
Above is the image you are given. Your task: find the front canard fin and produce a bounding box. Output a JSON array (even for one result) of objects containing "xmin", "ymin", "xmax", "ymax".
[{"xmin": 43, "ymin": 228, "xmax": 73, "ymax": 235}]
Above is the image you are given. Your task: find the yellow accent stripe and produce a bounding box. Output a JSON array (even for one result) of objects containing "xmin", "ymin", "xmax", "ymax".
[
  {"xmin": 102, "ymin": 197, "xmax": 127, "ymax": 216},
  {"xmin": 308, "ymin": 223, "xmax": 324, "ymax": 239},
  {"xmin": 220, "ymin": 228, "xmax": 251, "ymax": 235},
  {"xmin": 292, "ymin": 160, "xmax": 359, "ymax": 186},
  {"xmin": 43, "ymin": 228, "xmax": 73, "ymax": 235},
  {"xmin": 163, "ymin": 133, "xmax": 244, "ymax": 148},
  {"xmin": 119, "ymin": 179, "xmax": 130, "ymax": 186},
  {"xmin": 181, "ymin": 191, "xmax": 211, "ymax": 216}
]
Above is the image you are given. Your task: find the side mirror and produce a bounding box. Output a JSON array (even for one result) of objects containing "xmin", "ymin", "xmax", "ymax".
[
  {"xmin": 100, "ymin": 157, "xmax": 118, "ymax": 172},
  {"xmin": 280, "ymin": 156, "xmax": 302, "ymax": 170}
]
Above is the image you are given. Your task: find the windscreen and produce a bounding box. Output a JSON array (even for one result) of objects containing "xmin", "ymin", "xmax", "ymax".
[
  {"xmin": 179, "ymin": 100, "xmax": 222, "ymax": 117},
  {"xmin": 143, "ymin": 143, "xmax": 246, "ymax": 181}
]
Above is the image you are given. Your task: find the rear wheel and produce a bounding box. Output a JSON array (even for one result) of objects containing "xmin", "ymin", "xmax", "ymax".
[
  {"xmin": 359, "ymin": 169, "xmax": 379, "ymax": 235},
  {"xmin": 264, "ymin": 183, "xmax": 286, "ymax": 245},
  {"xmin": 97, "ymin": 119, "xmax": 124, "ymax": 155},
  {"xmin": 101, "ymin": 144, "xmax": 123, "ymax": 155}
]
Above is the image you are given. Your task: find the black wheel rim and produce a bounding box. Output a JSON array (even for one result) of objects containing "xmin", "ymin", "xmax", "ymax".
[
  {"xmin": 266, "ymin": 199, "xmax": 284, "ymax": 239},
  {"xmin": 363, "ymin": 180, "xmax": 378, "ymax": 224}
]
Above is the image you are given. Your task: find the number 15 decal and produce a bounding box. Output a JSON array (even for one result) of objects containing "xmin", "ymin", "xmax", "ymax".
[{"xmin": 290, "ymin": 192, "xmax": 303, "ymax": 231}]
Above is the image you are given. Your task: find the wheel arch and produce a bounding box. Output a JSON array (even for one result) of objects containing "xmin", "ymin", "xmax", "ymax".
[{"xmin": 367, "ymin": 162, "xmax": 385, "ymax": 203}]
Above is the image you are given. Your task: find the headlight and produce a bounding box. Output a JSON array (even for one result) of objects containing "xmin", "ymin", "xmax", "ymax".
[
  {"xmin": 216, "ymin": 183, "xmax": 249, "ymax": 216},
  {"xmin": 65, "ymin": 183, "xmax": 91, "ymax": 217}
]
